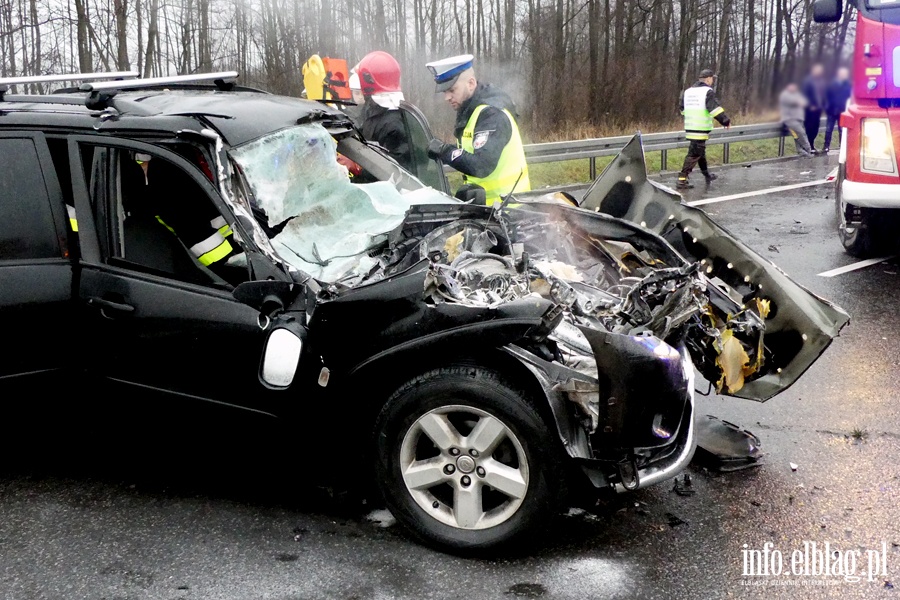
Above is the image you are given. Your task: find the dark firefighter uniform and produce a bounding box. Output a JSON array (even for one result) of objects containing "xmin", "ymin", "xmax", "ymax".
[
  {"xmin": 426, "ymin": 55, "xmax": 530, "ymax": 205},
  {"xmin": 359, "ymin": 101, "xmax": 413, "ymax": 171},
  {"xmin": 126, "ymin": 153, "xmax": 239, "ymax": 273},
  {"xmin": 678, "ymin": 70, "xmax": 730, "ymax": 189}
]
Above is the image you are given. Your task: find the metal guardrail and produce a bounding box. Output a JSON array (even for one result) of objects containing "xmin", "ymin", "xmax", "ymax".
[{"xmin": 522, "ymin": 121, "xmax": 815, "ymax": 179}]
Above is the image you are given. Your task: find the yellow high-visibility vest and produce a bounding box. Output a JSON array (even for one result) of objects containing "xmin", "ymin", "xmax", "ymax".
[
  {"xmin": 682, "ymin": 86, "xmax": 725, "ymax": 141},
  {"xmin": 460, "ymin": 104, "xmax": 531, "ymax": 205}
]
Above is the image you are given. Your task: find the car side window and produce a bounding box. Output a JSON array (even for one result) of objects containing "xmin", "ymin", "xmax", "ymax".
[
  {"xmin": 0, "ymin": 137, "xmax": 63, "ymax": 261},
  {"xmin": 79, "ymin": 143, "xmax": 243, "ymax": 287}
]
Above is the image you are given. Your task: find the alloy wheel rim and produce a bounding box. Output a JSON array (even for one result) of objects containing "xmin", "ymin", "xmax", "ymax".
[{"xmin": 399, "ymin": 404, "xmax": 529, "ymax": 531}]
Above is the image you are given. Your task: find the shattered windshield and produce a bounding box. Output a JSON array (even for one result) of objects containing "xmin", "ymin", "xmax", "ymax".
[{"xmin": 231, "ymin": 123, "xmax": 449, "ymax": 284}]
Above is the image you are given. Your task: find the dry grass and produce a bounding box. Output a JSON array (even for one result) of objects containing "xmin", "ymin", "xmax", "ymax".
[
  {"xmin": 446, "ymin": 110, "xmax": 830, "ymax": 189},
  {"xmin": 524, "ymin": 110, "xmax": 782, "ymax": 144}
]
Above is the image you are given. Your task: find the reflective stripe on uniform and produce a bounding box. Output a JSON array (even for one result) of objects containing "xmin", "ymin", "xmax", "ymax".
[
  {"xmin": 66, "ymin": 204, "xmax": 78, "ymax": 232},
  {"xmin": 210, "ymin": 216, "xmax": 233, "ymax": 238},
  {"xmin": 460, "ymin": 104, "xmax": 531, "ymax": 205},
  {"xmin": 155, "ymin": 215, "xmax": 177, "ymax": 234},
  {"xmin": 190, "ymin": 230, "xmax": 233, "ymax": 266}
]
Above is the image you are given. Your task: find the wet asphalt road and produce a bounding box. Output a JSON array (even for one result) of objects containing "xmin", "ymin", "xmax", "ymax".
[{"xmin": 3, "ymin": 154, "xmax": 900, "ymax": 600}]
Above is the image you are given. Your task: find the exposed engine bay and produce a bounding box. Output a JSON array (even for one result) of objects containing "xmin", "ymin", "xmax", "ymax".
[{"xmin": 346, "ymin": 206, "xmax": 768, "ymax": 418}]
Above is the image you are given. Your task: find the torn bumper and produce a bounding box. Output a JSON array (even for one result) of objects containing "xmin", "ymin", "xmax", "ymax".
[
  {"xmin": 613, "ymin": 356, "xmax": 696, "ymax": 492},
  {"xmin": 504, "ymin": 330, "xmax": 697, "ymax": 492}
]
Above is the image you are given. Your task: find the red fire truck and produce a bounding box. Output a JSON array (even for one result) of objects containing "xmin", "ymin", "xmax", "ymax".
[{"xmin": 815, "ymin": 0, "xmax": 900, "ymax": 256}]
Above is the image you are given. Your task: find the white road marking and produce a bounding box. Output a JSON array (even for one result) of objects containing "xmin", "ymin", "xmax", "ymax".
[
  {"xmin": 817, "ymin": 256, "xmax": 896, "ymax": 278},
  {"xmin": 686, "ymin": 179, "xmax": 830, "ymax": 207}
]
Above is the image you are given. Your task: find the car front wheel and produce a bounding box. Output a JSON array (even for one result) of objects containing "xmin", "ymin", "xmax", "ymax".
[{"xmin": 373, "ymin": 366, "xmax": 562, "ymax": 554}]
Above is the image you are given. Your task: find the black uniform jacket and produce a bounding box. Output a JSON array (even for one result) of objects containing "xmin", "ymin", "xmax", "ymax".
[{"xmin": 360, "ymin": 100, "xmax": 413, "ymax": 172}]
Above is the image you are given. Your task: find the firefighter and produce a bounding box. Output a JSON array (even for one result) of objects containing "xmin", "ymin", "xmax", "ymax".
[
  {"xmin": 425, "ymin": 54, "xmax": 530, "ymax": 205},
  {"xmin": 356, "ymin": 51, "xmax": 413, "ymax": 172},
  {"xmin": 129, "ymin": 152, "xmax": 239, "ymax": 275},
  {"xmin": 677, "ymin": 68, "xmax": 731, "ymax": 190}
]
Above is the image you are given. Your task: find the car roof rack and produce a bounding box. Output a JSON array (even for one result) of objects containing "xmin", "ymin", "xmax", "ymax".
[
  {"xmin": 0, "ymin": 70, "xmax": 139, "ymax": 100},
  {"xmin": 80, "ymin": 71, "xmax": 239, "ymax": 93},
  {"xmin": 79, "ymin": 71, "xmax": 240, "ymax": 110}
]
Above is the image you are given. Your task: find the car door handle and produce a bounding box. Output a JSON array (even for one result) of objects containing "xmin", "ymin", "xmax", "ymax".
[{"xmin": 87, "ymin": 296, "xmax": 135, "ymax": 313}]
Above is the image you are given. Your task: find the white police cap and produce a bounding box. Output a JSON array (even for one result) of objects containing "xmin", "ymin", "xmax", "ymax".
[{"xmin": 426, "ymin": 54, "xmax": 475, "ymax": 92}]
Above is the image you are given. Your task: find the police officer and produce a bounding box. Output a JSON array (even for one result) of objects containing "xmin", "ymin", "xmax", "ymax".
[
  {"xmin": 677, "ymin": 68, "xmax": 730, "ymax": 190},
  {"xmin": 425, "ymin": 54, "xmax": 530, "ymax": 205},
  {"xmin": 356, "ymin": 51, "xmax": 413, "ymax": 172}
]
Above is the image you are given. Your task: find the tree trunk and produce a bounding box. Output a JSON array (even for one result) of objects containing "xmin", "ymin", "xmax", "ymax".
[
  {"xmin": 74, "ymin": 0, "xmax": 91, "ymax": 72},
  {"xmin": 113, "ymin": 0, "xmax": 130, "ymax": 70}
]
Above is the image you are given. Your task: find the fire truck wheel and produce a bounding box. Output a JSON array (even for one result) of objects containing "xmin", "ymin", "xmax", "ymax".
[{"xmin": 836, "ymin": 193, "xmax": 878, "ymax": 258}]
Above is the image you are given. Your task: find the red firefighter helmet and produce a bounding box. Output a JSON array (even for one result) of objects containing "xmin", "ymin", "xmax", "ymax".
[{"xmin": 356, "ymin": 51, "xmax": 401, "ymax": 96}]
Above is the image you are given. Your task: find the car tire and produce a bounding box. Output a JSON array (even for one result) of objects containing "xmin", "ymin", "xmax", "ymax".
[
  {"xmin": 835, "ymin": 182, "xmax": 879, "ymax": 258},
  {"xmin": 373, "ymin": 366, "xmax": 562, "ymax": 554}
]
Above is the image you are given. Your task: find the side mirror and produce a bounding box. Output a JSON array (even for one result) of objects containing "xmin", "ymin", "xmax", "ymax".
[
  {"xmin": 260, "ymin": 318, "xmax": 306, "ymax": 389},
  {"xmin": 813, "ymin": 0, "xmax": 842, "ymax": 23}
]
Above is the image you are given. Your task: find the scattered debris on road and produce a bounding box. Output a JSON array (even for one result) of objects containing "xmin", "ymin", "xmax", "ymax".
[
  {"xmin": 365, "ymin": 509, "xmax": 397, "ymax": 528},
  {"xmin": 790, "ymin": 462, "xmax": 799, "ymax": 471},
  {"xmin": 768, "ymin": 244, "xmax": 780, "ymax": 253},
  {"xmin": 693, "ymin": 415, "xmax": 763, "ymax": 471},
  {"xmin": 665, "ymin": 512, "xmax": 688, "ymax": 528},
  {"xmin": 672, "ymin": 474, "xmax": 696, "ymax": 497},
  {"xmin": 789, "ymin": 223, "xmax": 809, "ymax": 234}
]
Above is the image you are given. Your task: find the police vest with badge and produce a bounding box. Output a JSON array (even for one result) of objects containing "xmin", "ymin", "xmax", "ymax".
[{"xmin": 425, "ymin": 54, "xmax": 530, "ymax": 205}]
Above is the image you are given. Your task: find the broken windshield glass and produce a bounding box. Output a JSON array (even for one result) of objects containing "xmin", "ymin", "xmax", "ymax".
[{"xmin": 231, "ymin": 123, "xmax": 448, "ymax": 283}]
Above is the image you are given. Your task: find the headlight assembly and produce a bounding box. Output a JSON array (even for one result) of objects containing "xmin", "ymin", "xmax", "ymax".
[{"xmin": 861, "ymin": 118, "xmax": 898, "ymax": 175}]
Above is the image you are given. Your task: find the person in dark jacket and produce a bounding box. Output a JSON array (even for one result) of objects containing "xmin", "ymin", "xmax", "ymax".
[
  {"xmin": 355, "ymin": 51, "xmax": 413, "ymax": 171},
  {"xmin": 425, "ymin": 54, "xmax": 530, "ymax": 205},
  {"xmin": 677, "ymin": 69, "xmax": 731, "ymax": 189},
  {"xmin": 824, "ymin": 67, "xmax": 851, "ymax": 153},
  {"xmin": 802, "ymin": 63, "xmax": 827, "ymax": 152}
]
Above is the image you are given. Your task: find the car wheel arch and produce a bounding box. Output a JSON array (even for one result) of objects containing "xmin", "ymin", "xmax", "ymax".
[{"xmin": 344, "ymin": 345, "xmax": 576, "ymax": 458}]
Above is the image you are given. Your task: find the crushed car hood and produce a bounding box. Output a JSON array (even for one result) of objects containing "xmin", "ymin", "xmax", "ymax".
[
  {"xmin": 578, "ymin": 134, "xmax": 850, "ymax": 400},
  {"xmin": 229, "ymin": 125, "xmax": 848, "ymax": 403}
]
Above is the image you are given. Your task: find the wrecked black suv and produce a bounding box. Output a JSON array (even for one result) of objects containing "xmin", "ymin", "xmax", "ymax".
[{"xmin": 0, "ymin": 72, "xmax": 848, "ymax": 553}]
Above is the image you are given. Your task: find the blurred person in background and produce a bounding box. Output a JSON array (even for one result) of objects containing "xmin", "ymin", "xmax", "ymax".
[
  {"xmin": 780, "ymin": 83, "xmax": 813, "ymax": 157},
  {"xmin": 824, "ymin": 67, "xmax": 852, "ymax": 153},
  {"xmin": 802, "ymin": 63, "xmax": 827, "ymax": 153}
]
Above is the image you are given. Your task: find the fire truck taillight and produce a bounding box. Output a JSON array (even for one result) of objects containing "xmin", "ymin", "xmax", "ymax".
[{"xmin": 860, "ymin": 118, "xmax": 898, "ymax": 175}]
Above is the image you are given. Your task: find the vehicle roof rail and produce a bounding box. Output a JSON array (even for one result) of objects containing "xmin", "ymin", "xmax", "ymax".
[
  {"xmin": 0, "ymin": 71, "xmax": 139, "ymax": 101},
  {"xmin": 80, "ymin": 71, "xmax": 239, "ymax": 93},
  {"xmin": 80, "ymin": 71, "xmax": 240, "ymax": 110}
]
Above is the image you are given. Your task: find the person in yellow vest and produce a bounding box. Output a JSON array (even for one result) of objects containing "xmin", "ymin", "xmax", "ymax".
[
  {"xmin": 425, "ymin": 54, "xmax": 530, "ymax": 205},
  {"xmin": 677, "ymin": 68, "xmax": 731, "ymax": 190}
]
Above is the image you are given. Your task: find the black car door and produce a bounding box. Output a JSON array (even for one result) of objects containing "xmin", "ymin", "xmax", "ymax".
[
  {"xmin": 398, "ymin": 101, "xmax": 452, "ymax": 194},
  {"xmin": 0, "ymin": 132, "xmax": 75, "ymax": 389},
  {"xmin": 68, "ymin": 136, "xmax": 282, "ymax": 415}
]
